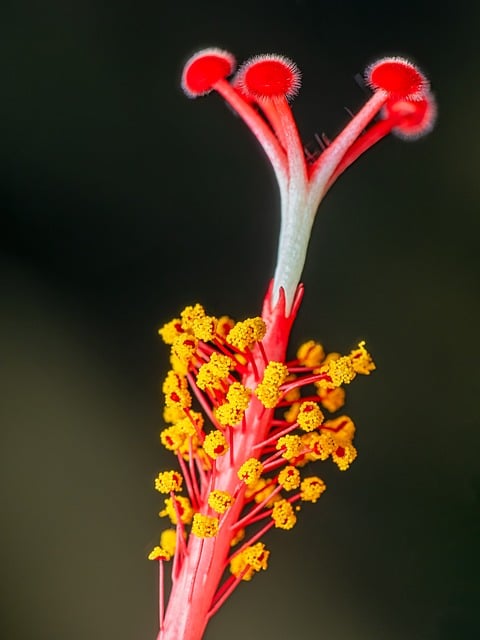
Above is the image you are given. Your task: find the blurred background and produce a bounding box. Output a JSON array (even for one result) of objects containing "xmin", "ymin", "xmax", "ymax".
[{"xmin": 1, "ymin": 1, "xmax": 479, "ymax": 639}]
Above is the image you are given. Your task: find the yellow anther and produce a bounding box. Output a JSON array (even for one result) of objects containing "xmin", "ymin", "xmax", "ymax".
[
  {"xmin": 171, "ymin": 334, "xmax": 198, "ymax": 369},
  {"xmin": 300, "ymin": 476, "xmax": 326, "ymax": 503},
  {"xmin": 284, "ymin": 401, "xmax": 300, "ymax": 423},
  {"xmin": 148, "ymin": 546, "xmax": 171, "ymax": 561},
  {"xmin": 301, "ymin": 431, "xmax": 336, "ymax": 461},
  {"xmin": 226, "ymin": 382, "xmax": 251, "ymax": 409},
  {"xmin": 158, "ymin": 318, "xmax": 183, "ymax": 345},
  {"xmin": 192, "ymin": 315, "xmax": 218, "ymax": 342},
  {"xmin": 160, "ymin": 410, "xmax": 202, "ymax": 453},
  {"xmin": 177, "ymin": 411, "xmax": 204, "ymax": 437},
  {"xmin": 278, "ymin": 465, "xmax": 301, "ymax": 490},
  {"xmin": 162, "ymin": 370, "xmax": 188, "ymax": 395},
  {"xmin": 226, "ymin": 317, "xmax": 266, "ymax": 351},
  {"xmin": 160, "ymin": 425, "xmax": 187, "ymax": 451},
  {"xmin": 297, "ymin": 340, "xmax": 325, "ymax": 367},
  {"xmin": 169, "ymin": 353, "xmax": 189, "ymax": 375},
  {"xmin": 215, "ymin": 382, "xmax": 251, "ymax": 426},
  {"xmin": 154, "ymin": 470, "xmax": 183, "ymax": 493},
  {"xmin": 238, "ymin": 458, "xmax": 263, "ymax": 486},
  {"xmin": 230, "ymin": 527, "xmax": 245, "ymax": 547},
  {"xmin": 160, "ymin": 529, "xmax": 177, "ymax": 557},
  {"xmin": 163, "ymin": 403, "xmax": 186, "ymax": 424},
  {"xmin": 191, "ymin": 513, "xmax": 219, "ymax": 538},
  {"xmin": 316, "ymin": 386, "xmax": 346, "ymax": 413},
  {"xmin": 180, "ymin": 303, "xmax": 206, "ymax": 331},
  {"xmin": 203, "ymin": 430, "xmax": 229, "ymax": 459},
  {"xmin": 217, "ymin": 315, "xmax": 235, "ymax": 339},
  {"xmin": 163, "ymin": 370, "xmax": 192, "ymax": 410},
  {"xmin": 297, "ymin": 401, "xmax": 324, "ymax": 432},
  {"xmin": 245, "ymin": 477, "xmax": 279, "ymax": 507},
  {"xmin": 208, "ymin": 490, "xmax": 234, "ymax": 514},
  {"xmin": 195, "ymin": 447, "xmax": 213, "ymax": 471},
  {"xmin": 159, "ymin": 496, "xmax": 193, "ymax": 525},
  {"xmin": 323, "ymin": 415, "xmax": 356, "ymax": 443},
  {"xmin": 196, "ymin": 352, "xmax": 235, "ymax": 391},
  {"xmin": 215, "ymin": 402, "xmax": 243, "ymax": 427},
  {"xmin": 272, "ymin": 499, "xmax": 297, "ymax": 529},
  {"xmin": 255, "ymin": 361, "xmax": 289, "ymax": 408},
  {"xmin": 230, "ymin": 542, "xmax": 269, "ymax": 581},
  {"xmin": 262, "ymin": 361, "xmax": 289, "ymax": 386},
  {"xmin": 326, "ymin": 356, "xmax": 357, "ymax": 387},
  {"xmin": 349, "ymin": 340, "xmax": 376, "ymax": 375},
  {"xmin": 276, "ymin": 434, "xmax": 303, "ymax": 460},
  {"xmin": 331, "ymin": 442, "xmax": 357, "ymax": 471}
]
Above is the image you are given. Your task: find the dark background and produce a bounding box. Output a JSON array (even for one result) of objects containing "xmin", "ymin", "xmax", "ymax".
[{"xmin": 1, "ymin": 1, "xmax": 479, "ymax": 639}]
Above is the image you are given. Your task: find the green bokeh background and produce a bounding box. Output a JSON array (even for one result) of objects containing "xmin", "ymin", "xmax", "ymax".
[{"xmin": 1, "ymin": 2, "xmax": 479, "ymax": 639}]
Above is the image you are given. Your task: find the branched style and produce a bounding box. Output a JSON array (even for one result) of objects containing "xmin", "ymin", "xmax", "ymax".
[{"xmin": 148, "ymin": 48, "xmax": 435, "ymax": 640}]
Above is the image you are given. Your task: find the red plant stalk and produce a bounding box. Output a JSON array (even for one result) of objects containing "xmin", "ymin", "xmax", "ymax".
[{"xmin": 148, "ymin": 49, "xmax": 436, "ymax": 640}]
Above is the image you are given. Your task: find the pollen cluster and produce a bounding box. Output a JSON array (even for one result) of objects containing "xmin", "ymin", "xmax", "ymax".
[
  {"xmin": 153, "ymin": 325, "xmax": 372, "ymax": 640},
  {"xmin": 152, "ymin": 301, "xmax": 374, "ymax": 605}
]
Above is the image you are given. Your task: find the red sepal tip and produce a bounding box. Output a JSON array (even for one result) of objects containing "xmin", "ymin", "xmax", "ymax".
[
  {"xmin": 366, "ymin": 56, "xmax": 429, "ymax": 101},
  {"xmin": 181, "ymin": 47, "xmax": 236, "ymax": 98},
  {"xmin": 237, "ymin": 54, "xmax": 301, "ymax": 101}
]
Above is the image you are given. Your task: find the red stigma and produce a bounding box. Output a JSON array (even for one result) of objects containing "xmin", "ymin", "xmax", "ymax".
[
  {"xmin": 385, "ymin": 93, "xmax": 437, "ymax": 140},
  {"xmin": 366, "ymin": 57, "xmax": 428, "ymax": 101},
  {"xmin": 238, "ymin": 54, "xmax": 301, "ymax": 100},
  {"xmin": 182, "ymin": 48, "xmax": 235, "ymax": 98}
]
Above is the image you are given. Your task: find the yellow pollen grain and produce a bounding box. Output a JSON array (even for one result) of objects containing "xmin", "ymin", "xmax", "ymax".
[
  {"xmin": 160, "ymin": 425, "xmax": 187, "ymax": 451},
  {"xmin": 331, "ymin": 442, "xmax": 357, "ymax": 471},
  {"xmin": 180, "ymin": 303, "xmax": 205, "ymax": 331},
  {"xmin": 148, "ymin": 546, "xmax": 171, "ymax": 561},
  {"xmin": 159, "ymin": 496, "xmax": 193, "ymax": 525},
  {"xmin": 192, "ymin": 315, "xmax": 218, "ymax": 342},
  {"xmin": 171, "ymin": 334, "xmax": 198, "ymax": 369},
  {"xmin": 272, "ymin": 499, "xmax": 297, "ymax": 529},
  {"xmin": 255, "ymin": 361, "xmax": 288, "ymax": 409},
  {"xmin": 323, "ymin": 415, "xmax": 356, "ymax": 444},
  {"xmin": 154, "ymin": 470, "xmax": 183, "ymax": 493},
  {"xmin": 203, "ymin": 430, "xmax": 229, "ymax": 459},
  {"xmin": 160, "ymin": 529, "xmax": 177, "ymax": 556},
  {"xmin": 230, "ymin": 542, "xmax": 269, "ymax": 581},
  {"xmin": 278, "ymin": 465, "xmax": 301, "ymax": 490},
  {"xmin": 276, "ymin": 434, "xmax": 303, "ymax": 460},
  {"xmin": 208, "ymin": 490, "xmax": 234, "ymax": 514},
  {"xmin": 300, "ymin": 476, "xmax": 326, "ymax": 503},
  {"xmin": 215, "ymin": 382, "xmax": 251, "ymax": 426},
  {"xmin": 349, "ymin": 341, "xmax": 376, "ymax": 375},
  {"xmin": 230, "ymin": 527, "xmax": 245, "ymax": 547},
  {"xmin": 238, "ymin": 458, "xmax": 263, "ymax": 486},
  {"xmin": 245, "ymin": 477, "xmax": 280, "ymax": 507},
  {"xmin": 326, "ymin": 356, "xmax": 357, "ymax": 387},
  {"xmin": 301, "ymin": 431, "xmax": 335, "ymax": 462},
  {"xmin": 226, "ymin": 317, "xmax": 266, "ymax": 351},
  {"xmin": 196, "ymin": 352, "xmax": 235, "ymax": 391},
  {"xmin": 297, "ymin": 340, "xmax": 325, "ymax": 367},
  {"xmin": 158, "ymin": 318, "xmax": 183, "ymax": 345},
  {"xmin": 284, "ymin": 401, "xmax": 300, "ymax": 423},
  {"xmin": 191, "ymin": 513, "xmax": 219, "ymax": 538},
  {"xmin": 217, "ymin": 315, "xmax": 235, "ymax": 339},
  {"xmin": 226, "ymin": 382, "xmax": 251, "ymax": 409},
  {"xmin": 316, "ymin": 386, "xmax": 346, "ymax": 412},
  {"xmin": 297, "ymin": 401, "xmax": 324, "ymax": 432}
]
